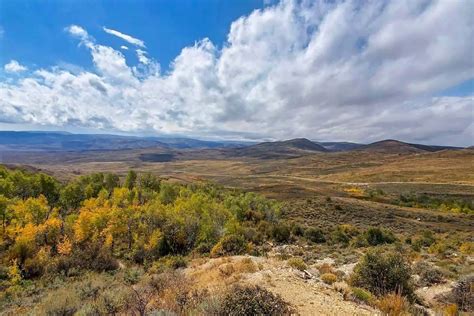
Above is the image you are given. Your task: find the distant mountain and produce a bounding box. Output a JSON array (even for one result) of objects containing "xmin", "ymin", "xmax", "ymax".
[
  {"xmin": 357, "ymin": 139, "xmax": 462, "ymax": 153},
  {"xmin": 0, "ymin": 131, "xmax": 251, "ymax": 152},
  {"xmin": 318, "ymin": 141, "xmax": 364, "ymax": 151},
  {"xmin": 147, "ymin": 137, "xmax": 252, "ymax": 149},
  {"xmin": 0, "ymin": 131, "xmax": 167, "ymax": 151},
  {"xmin": 226, "ymin": 138, "xmax": 327, "ymax": 159}
]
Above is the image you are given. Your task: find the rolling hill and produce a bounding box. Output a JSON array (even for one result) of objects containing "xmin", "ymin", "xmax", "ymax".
[
  {"xmin": 0, "ymin": 131, "xmax": 251, "ymax": 152},
  {"xmin": 226, "ymin": 138, "xmax": 328, "ymax": 159},
  {"xmin": 357, "ymin": 139, "xmax": 462, "ymax": 154}
]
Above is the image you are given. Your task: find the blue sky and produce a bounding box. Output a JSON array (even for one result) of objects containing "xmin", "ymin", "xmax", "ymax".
[
  {"xmin": 0, "ymin": 0, "xmax": 472, "ymax": 145},
  {"xmin": 0, "ymin": 0, "xmax": 267, "ymax": 73}
]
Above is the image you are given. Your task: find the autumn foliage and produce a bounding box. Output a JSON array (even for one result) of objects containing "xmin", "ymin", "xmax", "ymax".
[{"xmin": 0, "ymin": 167, "xmax": 281, "ymax": 282}]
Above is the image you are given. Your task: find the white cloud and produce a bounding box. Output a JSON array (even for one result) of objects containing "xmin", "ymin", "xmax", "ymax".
[
  {"xmin": 103, "ymin": 27, "xmax": 145, "ymax": 48},
  {"xmin": 120, "ymin": 45, "xmax": 129, "ymax": 50},
  {"xmin": 4, "ymin": 60, "xmax": 27, "ymax": 73},
  {"xmin": 0, "ymin": 0, "xmax": 473, "ymax": 145}
]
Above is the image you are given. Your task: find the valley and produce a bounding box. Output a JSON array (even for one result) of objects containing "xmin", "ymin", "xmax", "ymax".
[{"xmin": 1, "ymin": 133, "xmax": 473, "ymax": 315}]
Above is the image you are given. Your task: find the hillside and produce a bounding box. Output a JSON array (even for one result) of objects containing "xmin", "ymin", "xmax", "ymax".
[
  {"xmin": 357, "ymin": 139, "xmax": 462, "ymax": 154},
  {"xmin": 227, "ymin": 138, "xmax": 328, "ymax": 159},
  {"xmin": 0, "ymin": 131, "xmax": 251, "ymax": 152}
]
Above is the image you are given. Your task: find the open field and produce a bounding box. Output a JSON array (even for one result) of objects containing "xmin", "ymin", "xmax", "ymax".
[{"xmin": 4, "ymin": 147, "xmax": 473, "ymax": 238}]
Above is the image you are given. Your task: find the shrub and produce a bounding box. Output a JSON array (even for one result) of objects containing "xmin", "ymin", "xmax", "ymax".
[
  {"xmin": 452, "ymin": 275, "xmax": 474, "ymax": 311},
  {"xmin": 377, "ymin": 293, "xmax": 409, "ymax": 316},
  {"xmin": 321, "ymin": 273, "xmax": 337, "ymax": 285},
  {"xmin": 351, "ymin": 287, "xmax": 374, "ymax": 305},
  {"xmin": 36, "ymin": 288, "xmax": 81, "ymax": 316},
  {"xmin": 287, "ymin": 258, "xmax": 307, "ymax": 271},
  {"xmin": 365, "ymin": 227, "xmax": 395, "ymax": 246},
  {"xmin": 418, "ymin": 265, "xmax": 444, "ymax": 286},
  {"xmin": 441, "ymin": 304, "xmax": 458, "ymax": 316},
  {"xmin": 291, "ymin": 224, "xmax": 305, "ymax": 237},
  {"xmin": 218, "ymin": 285, "xmax": 292, "ymax": 315},
  {"xmin": 350, "ymin": 250, "xmax": 414, "ymax": 299},
  {"xmin": 210, "ymin": 234, "xmax": 247, "ymax": 257},
  {"xmin": 305, "ymin": 227, "xmax": 326, "ymax": 243},
  {"xmin": 271, "ymin": 223, "xmax": 291, "ymax": 243},
  {"xmin": 95, "ymin": 286, "xmax": 131, "ymax": 315},
  {"xmin": 149, "ymin": 255, "xmax": 187, "ymax": 273}
]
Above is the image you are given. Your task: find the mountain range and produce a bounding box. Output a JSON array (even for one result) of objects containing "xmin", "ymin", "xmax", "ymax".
[{"xmin": 0, "ymin": 131, "xmax": 465, "ymax": 156}]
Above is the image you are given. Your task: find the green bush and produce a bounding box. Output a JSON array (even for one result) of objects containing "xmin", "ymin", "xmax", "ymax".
[
  {"xmin": 218, "ymin": 285, "xmax": 292, "ymax": 315},
  {"xmin": 351, "ymin": 287, "xmax": 374, "ymax": 304},
  {"xmin": 149, "ymin": 255, "xmax": 187, "ymax": 273},
  {"xmin": 210, "ymin": 234, "xmax": 247, "ymax": 257},
  {"xmin": 350, "ymin": 250, "xmax": 414, "ymax": 299},
  {"xmin": 271, "ymin": 223, "xmax": 291, "ymax": 243},
  {"xmin": 291, "ymin": 224, "xmax": 305, "ymax": 237},
  {"xmin": 364, "ymin": 227, "xmax": 395, "ymax": 246},
  {"xmin": 305, "ymin": 227, "xmax": 326, "ymax": 243}
]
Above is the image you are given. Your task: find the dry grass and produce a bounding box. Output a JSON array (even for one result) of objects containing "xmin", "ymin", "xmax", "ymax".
[{"xmin": 377, "ymin": 293, "xmax": 409, "ymax": 316}]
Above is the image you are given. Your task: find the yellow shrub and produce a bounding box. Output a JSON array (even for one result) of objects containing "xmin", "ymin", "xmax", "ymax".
[
  {"xmin": 442, "ymin": 304, "xmax": 458, "ymax": 316},
  {"xmin": 287, "ymin": 257, "xmax": 307, "ymax": 271},
  {"xmin": 344, "ymin": 187, "xmax": 365, "ymax": 197},
  {"xmin": 321, "ymin": 273, "xmax": 337, "ymax": 285},
  {"xmin": 459, "ymin": 242, "xmax": 473, "ymax": 255},
  {"xmin": 377, "ymin": 293, "xmax": 409, "ymax": 316}
]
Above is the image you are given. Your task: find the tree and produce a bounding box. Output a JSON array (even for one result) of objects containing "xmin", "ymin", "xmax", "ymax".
[
  {"xmin": 124, "ymin": 170, "xmax": 137, "ymax": 190},
  {"xmin": 0, "ymin": 195, "xmax": 10, "ymax": 234},
  {"xmin": 59, "ymin": 183, "xmax": 84, "ymax": 214},
  {"xmin": 37, "ymin": 174, "xmax": 61, "ymax": 206},
  {"xmin": 105, "ymin": 173, "xmax": 120, "ymax": 193}
]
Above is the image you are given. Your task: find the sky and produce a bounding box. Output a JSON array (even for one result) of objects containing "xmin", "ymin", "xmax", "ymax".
[{"xmin": 0, "ymin": 0, "xmax": 473, "ymax": 146}]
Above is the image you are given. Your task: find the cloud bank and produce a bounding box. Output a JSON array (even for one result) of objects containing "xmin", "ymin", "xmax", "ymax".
[
  {"xmin": 4, "ymin": 60, "xmax": 28, "ymax": 73},
  {"xmin": 1, "ymin": 0, "xmax": 473, "ymax": 145}
]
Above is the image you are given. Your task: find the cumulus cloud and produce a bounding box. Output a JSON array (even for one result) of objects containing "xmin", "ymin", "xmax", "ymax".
[
  {"xmin": 0, "ymin": 0, "xmax": 473, "ymax": 145},
  {"xmin": 103, "ymin": 27, "xmax": 145, "ymax": 48},
  {"xmin": 120, "ymin": 45, "xmax": 129, "ymax": 50},
  {"xmin": 4, "ymin": 60, "xmax": 28, "ymax": 73}
]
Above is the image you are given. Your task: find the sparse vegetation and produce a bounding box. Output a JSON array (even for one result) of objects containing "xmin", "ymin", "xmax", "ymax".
[{"xmin": 451, "ymin": 275, "xmax": 474, "ymax": 312}]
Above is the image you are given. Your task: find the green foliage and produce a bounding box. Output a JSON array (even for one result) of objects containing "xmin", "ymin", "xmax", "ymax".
[
  {"xmin": 397, "ymin": 193, "xmax": 474, "ymax": 214},
  {"xmin": 305, "ymin": 227, "xmax": 326, "ymax": 243},
  {"xmin": 219, "ymin": 285, "xmax": 292, "ymax": 316},
  {"xmin": 364, "ymin": 227, "xmax": 395, "ymax": 246},
  {"xmin": 350, "ymin": 249, "xmax": 414, "ymax": 300},
  {"xmin": 271, "ymin": 222, "xmax": 291, "ymax": 243},
  {"xmin": 124, "ymin": 170, "xmax": 138, "ymax": 190},
  {"xmin": 210, "ymin": 234, "xmax": 248, "ymax": 257},
  {"xmin": 351, "ymin": 287, "xmax": 374, "ymax": 304},
  {"xmin": 291, "ymin": 223, "xmax": 305, "ymax": 237},
  {"xmin": 0, "ymin": 165, "xmax": 283, "ymax": 281}
]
